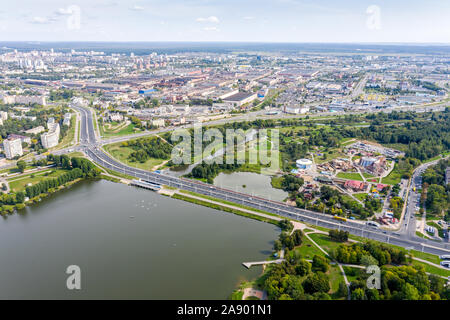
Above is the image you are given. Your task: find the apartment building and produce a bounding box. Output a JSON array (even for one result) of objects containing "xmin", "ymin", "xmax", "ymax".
[
  {"xmin": 41, "ymin": 123, "xmax": 60, "ymax": 149},
  {"xmin": 3, "ymin": 138, "xmax": 23, "ymax": 159}
]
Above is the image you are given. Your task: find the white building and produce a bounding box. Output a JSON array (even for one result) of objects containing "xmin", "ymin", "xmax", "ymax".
[
  {"xmin": 41, "ymin": 123, "xmax": 60, "ymax": 149},
  {"xmin": 223, "ymin": 92, "xmax": 258, "ymax": 107},
  {"xmin": 1, "ymin": 95, "xmax": 46, "ymax": 106},
  {"xmin": 109, "ymin": 113, "xmax": 124, "ymax": 122},
  {"xmin": 296, "ymin": 158, "xmax": 313, "ymax": 170},
  {"xmin": 25, "ymin": 126, "xmax": 45, "ymax": 135},
  {"xmin": 0, "ymin": 111, "xmax": 8, "ymax": 121},
  {"xmin": 63, "ymin": 113, "xmax": 72, "ymax": 126},
  {"xmin": 151, "ymin": 119, "xmax": 165, "ymax": 127},
  {"xmin": 284, "ymin": 106, "xmax": 309, "ymax": 114},
  {"xmin": 3, "ymin": 138, "xmax": 23, "ymax": 159},
  {"xmin": 47, "ymin": 117, "xmax": 55, "ymax": 127}
]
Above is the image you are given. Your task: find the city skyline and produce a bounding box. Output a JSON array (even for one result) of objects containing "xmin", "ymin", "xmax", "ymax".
[{"xmin": 1, "ymin": 0, "xmax": 449, "ymax": 43}]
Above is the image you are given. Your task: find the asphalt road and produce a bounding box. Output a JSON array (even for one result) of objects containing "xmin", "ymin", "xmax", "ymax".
[
  {"xmin": 72, "ymin": 106, "xmax": 450, "ymax": 257},
  {"xmin": 401, "ymin": 157, "xmax": 450, "ymax": 240}
]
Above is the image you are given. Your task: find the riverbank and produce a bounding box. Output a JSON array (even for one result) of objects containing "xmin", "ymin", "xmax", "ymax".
[
  {"xmin": 171, "ymin": 191, "xmax": 281, "ymax": 227},
  {"xmin": 0, "ymin": 155, "xmax": 107, "ymax": 216}
]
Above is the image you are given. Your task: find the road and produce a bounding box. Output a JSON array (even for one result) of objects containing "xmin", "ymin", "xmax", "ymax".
[
  {"xmin": 96, "ymin": 102, "xmax": 447, "ymax": 147},
  {"xmin": 401, "ymin": 156, "xmax": 450, "ymax": 240},
  {"xmin": 351, "ymin": 74, "xmax": 368, "ymax": 98},
  {"xmin": 71, "ymin": 105, "xmax": 450, "ymax": 257}
]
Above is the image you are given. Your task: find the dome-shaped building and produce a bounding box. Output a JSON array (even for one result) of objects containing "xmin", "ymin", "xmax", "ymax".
[{"xmin": 296, "ymin": 159, "xmax": 313, "ymax": 170}]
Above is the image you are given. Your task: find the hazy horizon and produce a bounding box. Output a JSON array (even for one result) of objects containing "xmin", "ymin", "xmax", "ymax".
[{"xmin": 1, "ymin": 1, "xmax": 449, "ymax": 43}]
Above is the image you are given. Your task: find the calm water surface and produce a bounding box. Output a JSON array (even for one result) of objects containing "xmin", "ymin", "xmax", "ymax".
[
  {"xmin": 0, "ymin": 180, "xmax": 279, "ymax": 299},
  {"xmin": 214, "ymin": 172, "xmax": 288, "ymax": 201}
]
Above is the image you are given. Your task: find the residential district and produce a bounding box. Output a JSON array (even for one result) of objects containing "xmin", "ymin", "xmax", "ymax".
[{"xmin": 0, "ymin": 44, "xmax": 449, "ymax": 300}]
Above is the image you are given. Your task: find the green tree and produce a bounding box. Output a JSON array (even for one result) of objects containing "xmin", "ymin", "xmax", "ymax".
[
  {"xmin": 337, "ymin": 282, "xmax": 348, "ymax": 298},
  {"xmin": 295, "ymin": 259, "xmax": 311, "ymax": 277},
  {"xmin": 303, "ymin": 272, "xmax": 330, "ymax": 294},
  {"xmin": 360, "ymin": 255, "xmax": 378, "ymax": 267},
  {"xmin": 273, "ymin": 240, "xmax": 282, "ymax": 252},
  {"xmin": 403, "ymin": 283, "xmax": 420, "ymax": 300},
  {"xmin": 17, "ymin": 160, "xmax": 26, "ymax": 173},
  {"xmin": 312, "ymin": 255, "xmax": 329, "ymax": 273},
  {"xmin": 351, "ymin": 288, "xmax": 366, "ymax": 300}
]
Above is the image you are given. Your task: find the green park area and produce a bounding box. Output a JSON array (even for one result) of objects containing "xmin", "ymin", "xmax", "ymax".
[
  {"xmin": 381, "ymin": 164, "xmax": 406, "ymax": 185},
  {"xmin": 100, "ymin": 122, "xmax": 142, "ymax": 138},
  {"xmin": 336, "ymin": 172, "xmax": 364, "ymax": 181},
  {"xmin": 55, "ymin": 116, "xmax": 77, "ymax": 149},
  {"xmin": 7, "ymin": 169, "xmax": 68, "ymax": 192},
  {"xmin": 293, "ymin": 235, "xmax": 327, "ymax": 260},
  {"xmin": 103, "ymin": 140, "xmax": 167, "ymax": 171}
]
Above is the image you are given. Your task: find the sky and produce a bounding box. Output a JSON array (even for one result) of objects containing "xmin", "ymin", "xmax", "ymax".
[{"xmin": 0, "ymin": 0, "xmax": 449, "ymax": 43}]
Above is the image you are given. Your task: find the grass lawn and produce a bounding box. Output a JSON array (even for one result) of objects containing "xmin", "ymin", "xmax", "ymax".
[
  {"xmin": 8, "ymin": 169, "xmax": 68, "ymax": 192},
  {"xmin": 353, "ymin": 193, "xmax": 368, "ymax": 201},
  {"xmin": 315, "ymin": 149, "xmax": 347, "ymax": 165},
  {"xmin": 103, "ymin": 142, "xmax": 166, "ymax": 171},
  {"xmin": 415, "ymin": 231, "xmax": 428, "ymax": 239},
  {"xmin": 422, "ymin": 151, "xmax": 449, "ymax": 163},
  {"xmin": 67, "ymin": 151, "xmax": 85, "ymax": 158},
  {"xmin": 328, "ymin": 265, "xmax": 345, "ymax": 296},
  {"xmin": 381, "ymin": 164, "xmax": 405, "ymax": 185},
  {"xmin": 171, "ymin": 193, "xmax": 280, "ymax": 226},
  {"xmin": 178, "ymin": 190, "xmax": 279, "ymax": 218},
  {"xmin": 308, "ymin": 233, "xmax": 347, "ymax": 254},
  {"xmin": 411, "ymin": 260, "xmax": 450, "ymax": 278},
  {"xmin": 336, "ymin": 172, "xmax": 364, "ymax": 181},
  {"xmin": 295, "ymin": 235, "xmax": 327, "ymax": 259},
  {"xmin": 410, "ymin": 250, "xmax": 442, "ymax": 265},
  {"xmin": 0, "ymin": 165, "xmax": 35, "ymax": 176},
  {"xmin": 340, "ymin": 138, "xmax": 356, "ymax": 146},
  {"xmin": 230, "ymin": 290, "xmax": 244, "ymax": 300},
  {"xmin": 343, "ymin": 266, "xmax": 363, "ymax": 283},
  {"xmin": 101, "ymin": 122, "xmax": 142, "ymax": 138},
  {"xmin": 55, "ymin": 116, "xmax": 76, "ymax": 149}
]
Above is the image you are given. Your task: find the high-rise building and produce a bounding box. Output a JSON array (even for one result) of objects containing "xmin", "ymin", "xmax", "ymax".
[
  {"xmin": 3, "ymin": 138, "xmax": 23, "ymax": 159},
  {"xmin": 0, "ymin": 111, "xmax": 8, "ymax": 122},
  {"xmin": 41, "ymin": 123, "xmax": 60, "ymax": 149}
]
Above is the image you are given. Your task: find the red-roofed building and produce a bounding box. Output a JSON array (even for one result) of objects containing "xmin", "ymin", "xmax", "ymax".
[
  {"xmin": 376, "ymin": 184, "xmax": 389, "ymax": 192},
  {"xmin": 344, "ymin": 180, "xmax": 366, "ymax": 191}
]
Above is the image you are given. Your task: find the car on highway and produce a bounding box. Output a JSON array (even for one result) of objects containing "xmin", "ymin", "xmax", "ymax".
[
  {"xmin": 440, "ymin": 261, "xmax": 450, "ymax": 268},
  {"xmin": 366, "ymin": 221, "xmax": 380, "ymax": 228}
]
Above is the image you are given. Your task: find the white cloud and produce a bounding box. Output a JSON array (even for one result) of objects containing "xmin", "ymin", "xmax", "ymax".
[
  {"xmin": 203, "ymin": 26, "xmax": 219, "ymax": 32},
  {"xmin": 55, "ymin": 8, "xmax": 72, "ymax": 16},
  {"xmin": 30, "ymin": 17, "xmax": 50, "ymax": 24},
  {"xmin": 196, "ymin": 16, "xmax": 219, "ymax": 23},
  {"xmin": 129, "ymin": 5, "xmax": 145, "ymax": 11},
  {"xmin": 243, "ymin": 16, "xmax": 254, "ymax": 20}
]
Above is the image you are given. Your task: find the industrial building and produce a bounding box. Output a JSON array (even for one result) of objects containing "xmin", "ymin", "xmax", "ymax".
[{"xmin": 222, "ymin": 92, "xmax": 258, "ymax": 107}]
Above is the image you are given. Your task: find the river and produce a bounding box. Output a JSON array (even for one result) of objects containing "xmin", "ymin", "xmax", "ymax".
[{"xmin": 0, "ymin": 180, "xmax": 279, "ymax": 299}]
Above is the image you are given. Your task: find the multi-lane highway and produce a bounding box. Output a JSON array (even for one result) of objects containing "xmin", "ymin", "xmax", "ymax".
[
  {"xmin": 401, "ymin": 156, "xmax": 450, "ymax": 240},
  {"xmin": 73, "ymin": 106, "xmax": 450, "ymax": 257}
]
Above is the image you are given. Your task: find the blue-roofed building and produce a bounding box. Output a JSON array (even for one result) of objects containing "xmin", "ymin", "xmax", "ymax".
[{"xmin": 139, "ymin": 89, "xmax": 156, "ymax": 96}]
